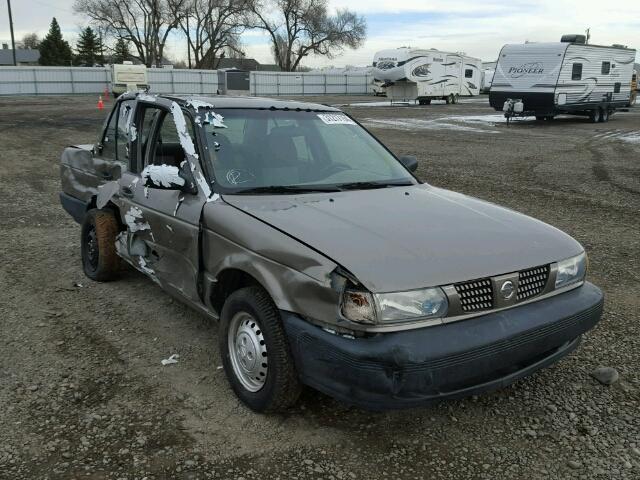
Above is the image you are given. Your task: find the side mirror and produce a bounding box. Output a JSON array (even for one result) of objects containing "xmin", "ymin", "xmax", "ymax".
[
  {"xmin": 399, "ymin": 155, "xmax": 418, "ymax": 173},
  {"xmin": 142, "ymin": 163, "xmax": 197, "ymax": 194}
]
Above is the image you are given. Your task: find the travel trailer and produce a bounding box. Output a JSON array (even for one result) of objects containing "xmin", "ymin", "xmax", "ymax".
[
  {"xmin": 482, "ymin": 69, "xmax": 495, "ymax": 93},
  {"xmin": 111, "ymin": 62, "xmax": 148, "ymax": 96},
  {"xmin": 372, "ymin": 48, "xmax": 482, "ymax": 104},
  {"xmin": 490, "ymin": 35, "xmax": 636, "ymax": 122}
]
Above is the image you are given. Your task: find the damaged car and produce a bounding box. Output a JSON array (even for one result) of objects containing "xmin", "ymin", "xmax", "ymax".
[{"xmin": 59, "ymin": 92, "xmax": 604, "ymax": 411}]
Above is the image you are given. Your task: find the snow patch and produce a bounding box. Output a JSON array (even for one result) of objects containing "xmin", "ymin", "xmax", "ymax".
[
  {"xmin": 124, "ymin": 206, "xmax": 150, "ymax": 232},
  {"xmin": 142, "ymin": 164, "xmax": 185, "ymax": 188},
  {"xmin": 361, "ymin": 117, "xmax": 500, "ymax": 134}
]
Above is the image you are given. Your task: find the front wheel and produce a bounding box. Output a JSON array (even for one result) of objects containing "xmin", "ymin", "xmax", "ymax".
[
  {"xmin": 445, "ymin": 94, "xmax": 454, "ymax": 104},
  {"xmin": 81, "ymin": 208, "xmax": 121, "ymax": 282},
  {"xmin": 219, "ymin": 286, "xmax": 302, "ymax": 412},
  {"xmin": 599, "ymin": 108, "xmax": 609, "ymax": 122},
  {"xmin": 589, "ymin": 108, "xmax": 601, "ymax": 123}
]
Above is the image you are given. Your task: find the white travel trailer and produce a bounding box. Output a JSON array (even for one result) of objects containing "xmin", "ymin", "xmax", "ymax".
[
  {"xmin": 481, "ymin": 69, "xmax": 495, "ymax": 92},
  {"xmin": 490, "ymin": 35, "xmax": 636, "ymax": 122},
  {"xmin": 111, "ymin": 62, "xmax": 148, "ymax": 97},
  {"xmin": 372, "ymin": 48, "xmax": 482, "ymax": 104}
]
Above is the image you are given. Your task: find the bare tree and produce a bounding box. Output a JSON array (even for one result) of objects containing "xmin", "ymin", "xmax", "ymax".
[
  {"xmin": 74, "ymin": 0, "xmax": 187, "ymax": 67},
  {"xmin": 179, "ymin": 0, "xmax": 248, "ymax": 69},
  {"xmin": 19, "ymin": 33, "xmax": 40, "ymax": 49},
  {"xmin": 248, "ymin": 0, "xmax": 366, "ymax": 71}
]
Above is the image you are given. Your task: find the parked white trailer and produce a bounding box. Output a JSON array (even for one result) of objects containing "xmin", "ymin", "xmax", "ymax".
[
  {"xmin": 481, "ymin": 69, "xmax": 495, "ymax": 92},
  {"xmin": 372, "ymin": 48, "xmax": 482, "ymax": 104},
  {"xmin": 490, "ymin": 35, "xmax": 636, "ymax": 122},
  {"xmin": 111, "ymin": 62, "xmax": 148, "ymax": 96}
]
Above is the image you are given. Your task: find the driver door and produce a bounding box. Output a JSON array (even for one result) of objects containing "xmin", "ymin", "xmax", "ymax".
[{"xmin": 117, "ymin": 100, "xmax": 207, "ymax": 304}]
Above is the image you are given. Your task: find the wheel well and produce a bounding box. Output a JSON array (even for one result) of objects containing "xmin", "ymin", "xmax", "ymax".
[
  {"xmin": 210, "ymin": 269, "xmax": 262, "ymax": 315},
  {"xmin": 88, "ymin": 195, "xmax": 124, "ymax": 230}
]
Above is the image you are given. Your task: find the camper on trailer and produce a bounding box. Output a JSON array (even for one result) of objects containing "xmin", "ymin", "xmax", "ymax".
[
  {"xmin": 372, "ymin": 48, "xmax": 482, "ymax": 104},
  {"xmin": 490, "ymin": 35, "xmax": 636, "ymax": 122}
]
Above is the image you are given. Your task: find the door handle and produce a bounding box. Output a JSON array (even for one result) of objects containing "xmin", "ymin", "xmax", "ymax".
[{"xmin": 121, "ymin": 186, "xmax": 134, "ymax": 198}]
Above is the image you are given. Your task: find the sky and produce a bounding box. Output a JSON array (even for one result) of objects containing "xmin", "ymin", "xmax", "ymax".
[{"xmin": 1, "ymin": 0, "xmax": 638, "ymax": 67}]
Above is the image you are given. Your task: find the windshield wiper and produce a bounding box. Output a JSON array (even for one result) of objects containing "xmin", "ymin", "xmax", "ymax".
[
  {"xmin": 336, "ymin": 180, "xmax": 414, "ymax": 190},
  {"xmin": 233, "ymin": 185, "xmax": 342, "ymax": 195}
]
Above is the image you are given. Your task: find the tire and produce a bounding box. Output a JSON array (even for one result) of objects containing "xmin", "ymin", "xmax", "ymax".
[
  {"xmin": 599, "ymin": 108, "xmax": 609, "ymax": 122},
  {"xmin": 219, "ymin": 286, "xmax": 302, "ymax": 412},
  {"xmin": 445, "ymin": 94, "xmax": 454, "ymax": 104},
  {"xmin": 453, "ymin": 94, "xmax": 459, "ymax": 104},
  {"xmin": 81, "ymin": 208, "xmax": 121, "ymax": 282},
  {"xmin": 535, "ymin": 116, "xmax": 545, "ymax": 121},
  {"xmin": 589, "ymin": 108, "xmax": 601, "ymax": 123},
  {"xmin": 545, "ymin": 116, "xmax": 555, "ymax": 121}
]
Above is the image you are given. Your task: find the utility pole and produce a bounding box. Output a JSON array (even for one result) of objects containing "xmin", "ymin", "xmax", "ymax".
[
  {"xmin": 7, "ymin": 0, "xmax": 17, "ymax": 66},
  {"xmin": 186, "ymin": 11, "xmax": 191, "ymax": 69},
  {"xmin": 585, "ymin": 28, "xmax": 590, "ymax": 44}
]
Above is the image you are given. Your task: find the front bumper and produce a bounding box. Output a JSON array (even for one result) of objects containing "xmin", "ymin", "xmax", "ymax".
[{"xmin": 282, "ymin": 282, "xmax": 603, "ymax": 410}]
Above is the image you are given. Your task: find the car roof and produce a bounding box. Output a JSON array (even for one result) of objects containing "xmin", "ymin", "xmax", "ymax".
[{"xmin": 124, "ymin": 92, "xmax": 341, "ymax": 112}]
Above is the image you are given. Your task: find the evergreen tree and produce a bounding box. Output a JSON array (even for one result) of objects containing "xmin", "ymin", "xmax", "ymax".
[
  {"xmin": 112, "ymin": 37, "xmax": 131, "ymax": 64},
  {"xmin": 38, "ymin": 18, "xmax": 73, "ymax": 66},
  {"xmin": 76, "ymin": 26, "xmax": 103, "ymax": 65}
]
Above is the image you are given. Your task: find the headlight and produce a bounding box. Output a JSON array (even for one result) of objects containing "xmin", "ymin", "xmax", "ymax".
[
  {"xmin": 375, "ymin": 288, "xmax": 448, "ymax": 323},
  {"xmin": 341, "ymin": 288, "xmax": 376, "ymax": 324},
  {"xmin": 341, "ymin": 287, "xmax": 448, "ymax": 324},
  {"xmin": 555, "ymin": 252, "xmax": 587, "ymax": 289}
]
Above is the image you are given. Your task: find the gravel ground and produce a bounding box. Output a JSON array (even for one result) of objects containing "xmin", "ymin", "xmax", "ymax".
[{"xmin": 0, "ymin": 94, "xmax": 638, "ymax": 480}]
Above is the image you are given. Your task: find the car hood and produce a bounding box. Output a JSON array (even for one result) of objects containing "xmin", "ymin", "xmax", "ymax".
[{"xmin": 222, "ymin": 184, "xmax": 583, "ymax": 292}]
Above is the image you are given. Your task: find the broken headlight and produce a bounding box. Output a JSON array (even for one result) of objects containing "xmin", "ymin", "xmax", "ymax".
[
  {"xmin": 555, "ymin": 252, "xmax": 587, "ymax": 289},
  {"xmin": 341, "ymin": 286, "xmax": 448, "ymax": 325},
  {"xmin": 375, "ymin": 288, "xmax": 448, "ymax": 323},
  {"xmin": 341, "ymin": 288, "xmax": 376, "ymax": 324}
]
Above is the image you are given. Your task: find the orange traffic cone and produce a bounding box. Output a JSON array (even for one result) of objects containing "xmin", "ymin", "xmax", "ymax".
[{"xmin": 97, "ymin": 96, "xmax": 104, "ymax": 110}]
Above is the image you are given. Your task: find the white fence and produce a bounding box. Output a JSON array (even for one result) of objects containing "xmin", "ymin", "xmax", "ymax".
[
  {"xmin": 251, "ymin": 71, "xmax": 374, "ymax": 96},
  {"xmin": 0, "ymin": 66, "xmax": 220, "ymax": 96},
  {"xmin": 0, "ymin": 66, "xmax": 372, "ymax": 96},
  {"xmin": 0, "ymin": 66, "xmax": 112, "ymax": 95}
]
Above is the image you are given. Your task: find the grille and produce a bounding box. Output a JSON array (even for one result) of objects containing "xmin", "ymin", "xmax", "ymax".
[
  {"xmin": 517, "ymin": 265, "xmax": 550, "ymax": 301},
  {"xmin": 454, "ymin": 278, "xmax": 494, "ymax": 312}
]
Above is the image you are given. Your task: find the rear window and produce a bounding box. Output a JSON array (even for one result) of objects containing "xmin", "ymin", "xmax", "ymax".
[{"xmin": 465, "ymin": 69, "xmax": 473, "ymax": 78}]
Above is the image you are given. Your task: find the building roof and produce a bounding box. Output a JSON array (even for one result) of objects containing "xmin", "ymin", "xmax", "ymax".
[
  {"xmin": 216, "ymin": 57, "xmax": 281, "ymax": 71},
  {"xmin": 0, "ymin": 48, "xmax": 39, "ymax": 65}
]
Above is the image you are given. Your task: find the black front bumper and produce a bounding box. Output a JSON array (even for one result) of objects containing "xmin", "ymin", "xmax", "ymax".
[{"xmin": 282, "ymin": 282, "xmax": 603, "ymax": 410}]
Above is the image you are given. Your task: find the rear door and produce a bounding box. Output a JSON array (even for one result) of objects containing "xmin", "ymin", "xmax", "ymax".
[{"xmin": 116, "ymin": 98, "xmax": 209, "ymax": 303}]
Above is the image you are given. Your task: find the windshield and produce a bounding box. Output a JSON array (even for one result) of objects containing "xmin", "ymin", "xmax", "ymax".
[{"xmin": 199, "ymin": 109, "xmax": 416, "ymax": 193}]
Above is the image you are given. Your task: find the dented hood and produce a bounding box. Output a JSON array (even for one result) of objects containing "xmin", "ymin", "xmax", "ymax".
[{"xmin": 222, "ymin": 184, "xmax": 583, "ymax": 292}]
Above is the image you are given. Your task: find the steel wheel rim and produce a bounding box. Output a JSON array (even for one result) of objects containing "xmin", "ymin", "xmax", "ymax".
[{"xmin": 227, "ymin": 311, "xmax": 268, "ymax": 392}]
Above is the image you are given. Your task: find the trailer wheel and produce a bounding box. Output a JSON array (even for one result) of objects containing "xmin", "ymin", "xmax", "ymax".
[
  {"xmin": 535, "ymin": 116, "xmax": 545, "ymax": 121},
  {"xmin": 453, "ymin": 94, "xmax": 459, "ymax": 104},
  {"xmin": 589, "ymin": 109, "xmax": 601, "ymax": 123},
  {"xmin": 446, "ymin": 94, "xmax": 454, "ymax": 104},
  {"xmin": 599, "ymin": 108, "xmax": 609, "ymax": 122},
  {"xmin": 419, "ymin": 98, "xmax": 431, "ymax": 105}
]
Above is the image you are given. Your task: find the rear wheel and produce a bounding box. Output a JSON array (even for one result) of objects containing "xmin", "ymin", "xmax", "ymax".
[
  {"xmin": 446, "ymin": 94, "xmax": 454, "ymax": 104},
  {"xmin": 599, "ymin": 108, "xmax": 609, "ymax": 122},
  {"xmin": 81, "ymin": 208, "xmax": 121, "ymax": 282},
  {"xmin": 589, "ymin": 108, "xmax": 601, "ymax": 123},
  {"xmin": 453, "ymin": 94, "xmax": 459, "ymax": 104},
  {"xmin": 219, "ymin": 286, "xmax": 302, "ymax": 412}
]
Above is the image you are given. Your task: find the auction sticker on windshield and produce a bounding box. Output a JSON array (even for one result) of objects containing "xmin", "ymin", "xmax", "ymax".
[{"xmin": 318, "ymin": 113, "xmax": 356, "ymax": 125}]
